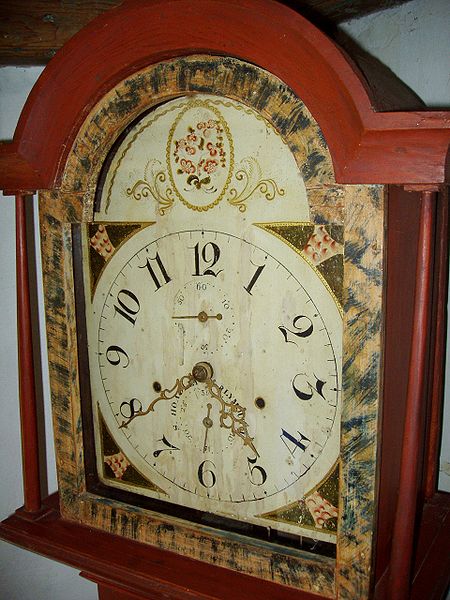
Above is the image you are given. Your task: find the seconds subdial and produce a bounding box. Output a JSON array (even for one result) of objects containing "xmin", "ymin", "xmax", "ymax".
[{"xmin": 173, "ymin": 280, "xmax": 237, "ymax": 358}]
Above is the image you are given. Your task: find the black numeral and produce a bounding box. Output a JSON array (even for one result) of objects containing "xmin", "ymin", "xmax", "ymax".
[
  {"xmin": 114, "ymin": 289, "xmax": 140, "ymax": 325},
  {"xmin": 198, "ymin": 459, "xmax": 217, "ymax": 488},
  {"xmin": 292, "ymin": 373, "xmax": 327, "ymax": 401},
  {"xmin": 106, "ymin": 345, "xmax": 130, "ymax": 368},
  {"xmin": 244, "ymin": 264, "xmax": 266, "ymax": 295},
  {"xmin": 279, "ymin": 315, "xmax": 313, "ymax": 344},
  {"xmin": 247, "ymin": 456, "xmax": 267, "ymax": 486},
  {"xmin": 139, "ymin": 252, "xmax": 171, "ymax": 290},
  {"xmin": 119, "ymin": 397, "xmax": 142, "ymax": 420},
  {"xmin": 192, "ymin": 242, "xmax": 222, "ymax": 277},
  {"xmin": 153, "ymin": 435, "xmax": 180, "ymax": 457},
  {"xmin": 280, "ymin": 429, "xmax": 310, "ymax": 454}
]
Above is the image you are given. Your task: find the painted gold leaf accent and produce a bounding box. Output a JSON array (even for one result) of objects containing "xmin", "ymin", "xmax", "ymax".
[
  {"xmin": 255, "ymin": 222, "xmax": 344, "ymax": 313},
  {"xmin": 104, "ymin": 102, "xmax": 182, "ymax": 213},
  {"xmin": 88, "ymin": 223, "xmax": 151, "ymax": 297},
  {"xmin": 258, "ymin": 461, "xmax": 339, "ymax": 535},
  {"xmin": 227, "ymin": 157, "xmax": 285, "ymax": 212},
  {"xmin": 127, "ymin": 160, "xmax": 175, "ymax": 215}
]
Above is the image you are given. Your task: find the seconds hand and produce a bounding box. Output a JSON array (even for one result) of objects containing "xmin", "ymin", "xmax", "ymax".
[{"xmin": 202, "ymin": 403, "xmax": 213, "ymax": 452}]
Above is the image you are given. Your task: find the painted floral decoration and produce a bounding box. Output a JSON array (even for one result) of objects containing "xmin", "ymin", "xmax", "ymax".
[{"xmin": 173, "ymin": 119, "xmax": 226, "ymax": 191}]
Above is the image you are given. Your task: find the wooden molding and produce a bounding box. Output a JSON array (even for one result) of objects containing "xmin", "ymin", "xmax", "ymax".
[
  {"xmin": 0, "ymin": 0, "xmax": 414, "ymax": 66},
  {"xmin": 2, "ymin": 492, "xmax": 449, "ymax": 600},
  {"xmin": 0, "ymin": 0, "xmax": 448, "ymax": 192},
  {"xmin": 1, "ymin": 494, "xmax": 325, "ymax": 600}
]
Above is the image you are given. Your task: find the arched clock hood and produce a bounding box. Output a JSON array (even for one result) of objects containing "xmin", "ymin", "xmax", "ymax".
[{"xmin": 0, "ymin": 0, "xmax": 448, "ymax": 191}]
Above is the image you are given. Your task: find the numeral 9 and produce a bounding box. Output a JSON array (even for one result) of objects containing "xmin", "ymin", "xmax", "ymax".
[{"xmin": 106, "ymin": 345, "xmax": 130, "ymax": 368}]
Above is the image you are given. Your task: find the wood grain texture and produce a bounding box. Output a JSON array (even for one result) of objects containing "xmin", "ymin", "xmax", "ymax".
[
  {"xmin": 0, "ymin": 494, "xmax": 331, "ymax": 600},
  {"xmin": 387, "ymin": 191, "xmax": 436, "ymax": 600},
  {"xmin": 411, "ymin": 493, "xmax": 450, "ymax": 600},
  {"xmin": 38, "ymin": 190, "xmax": 85, "ymax": 520},
  {"xmin": 61, "ymin": 55, "xmax": 334, "ymax": 200},
  {"xmin": 374, "ymin": 186, "xmax": 422, "ymax": 583},
  {"xmin": 0, "ymin": 0, "xmax": 448, "ymax": 192},
  {"xmin": 0, "ymin": 0, "xmax": 413, "ymax": 66},
  {"xmin": 424, "ymin": 188, "xmax": 449, "ymax": 497},
  {"xmin": 0, "ymin": 1, "xmax": 124, "ymax": 65},
  {"xmin": 1, "ymin": 2, "xmax": 443, "ymax": 596}
]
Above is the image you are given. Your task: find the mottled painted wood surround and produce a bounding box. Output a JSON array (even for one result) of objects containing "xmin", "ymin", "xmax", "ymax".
[{"xmin": 39, "ymin": 56, "xmax": 384, "ymax": 598}]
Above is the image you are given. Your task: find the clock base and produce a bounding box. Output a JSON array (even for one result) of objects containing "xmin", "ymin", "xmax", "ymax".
[{"xmin": 1, "ymin": 492, "xmax": 449, "ymax": 599}]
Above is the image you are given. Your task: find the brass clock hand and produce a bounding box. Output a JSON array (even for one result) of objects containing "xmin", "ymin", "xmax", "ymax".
[
  {"xmin": 193, "ymin": 363, "xmax": 259, "ymax": 458},
  {"xmin": 119, "ymin": 372, "xmax": 196, "ymax": 429},
  {"xmin": 205, "ymin": 378, "xmax": 259, "ymax": 458},
  {"xmin": 172, "ymin": 311, "xmax": 223, "ymax": 322},
  {"xmin": 202, "ymin": 403, "xmax": 213, "ymax": 452}
]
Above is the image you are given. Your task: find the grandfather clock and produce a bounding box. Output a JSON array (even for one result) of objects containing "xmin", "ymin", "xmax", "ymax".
[{"xmin": 1, "ymin": 1, "xmax": 449, "ymax": 599}]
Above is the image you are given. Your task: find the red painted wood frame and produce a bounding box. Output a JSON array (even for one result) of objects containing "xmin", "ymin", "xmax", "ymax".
[{"xmin": 0, "ymin": 1, "xmax": 449, "ymax": 599}]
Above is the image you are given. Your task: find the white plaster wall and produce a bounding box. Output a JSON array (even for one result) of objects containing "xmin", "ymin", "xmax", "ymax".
[
  {"xmin": 0, "ymin": 1, "xmax": 449, "ymax": 596},
  {"xmin": 340, "ymin": 0, "xmax": 450, "ymax": 107},
  {"xmin": 341, "ymin": 0, "xmax": 450, "ymax": 494}
]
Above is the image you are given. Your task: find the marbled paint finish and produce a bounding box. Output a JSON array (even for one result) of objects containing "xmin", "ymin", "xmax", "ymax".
[
  {"xmin": 337, "ymin": 185, "xmax": 385, "ymax": 599},
  {"xmin": 61, "ymin": 56, "xmax": 334, "ymax": 203}
]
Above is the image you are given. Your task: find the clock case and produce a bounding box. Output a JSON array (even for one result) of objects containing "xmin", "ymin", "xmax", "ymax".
[{"xmin": 0, "ymin": 1, "xmax": 449, "ymax": 599}]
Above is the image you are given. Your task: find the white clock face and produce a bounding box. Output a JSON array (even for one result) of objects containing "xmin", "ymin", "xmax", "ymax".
[{"xmin": 87, "ymin": 225, "xmax": 341, "ymax": 535}]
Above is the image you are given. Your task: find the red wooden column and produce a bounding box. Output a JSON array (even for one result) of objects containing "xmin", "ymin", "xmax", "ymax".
[
  {"xmin": 387, "ymin": 189, "xmax": 436, "ymax": 599},
  {"xmin": 14, "ymin": 191, "xmax": 42, "ymax": 514},
  {"xmin": 424, "ymin": 188, "xmax": 449, "ymax": 497}
]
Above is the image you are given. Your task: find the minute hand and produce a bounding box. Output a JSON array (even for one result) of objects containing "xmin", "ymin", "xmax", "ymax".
[
  {"xmin": 205, "ymin": 378, "xmax": 259, "ymax": 458},
  {"xmin": 172, "ymin": 311, "xmax": 222, "ymax": 322}
]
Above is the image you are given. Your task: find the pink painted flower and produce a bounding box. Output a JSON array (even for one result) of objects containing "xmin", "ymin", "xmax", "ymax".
[
  {"xmin": 180, "ymin": 159, "xmax": 195, "ymax": 174},
  {"xmin": 207, "ymin": 142, "xmax": 218, "ymax": 156},
  {"xmin": 204, "ymin": 159, "xmax": 218, "ymax": 174}
]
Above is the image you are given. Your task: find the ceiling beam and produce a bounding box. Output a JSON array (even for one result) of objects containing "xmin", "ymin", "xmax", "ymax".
[{"xmin": 0, "ymin": 0, "xmax": 412, "ymax": 66}]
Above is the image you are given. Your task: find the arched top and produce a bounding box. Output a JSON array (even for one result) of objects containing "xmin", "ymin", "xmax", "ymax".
[
  {"xmin": 62, "ymin": 56, "xmax": 335, "ymax": 207},
  {"xmin": 0, "ymin": 0, "xmax": 448, "ymax": 190}
]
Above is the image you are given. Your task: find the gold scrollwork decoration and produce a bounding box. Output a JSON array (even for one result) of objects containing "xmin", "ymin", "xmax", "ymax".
[
  {"xmin": 227, "ymin": 157, "xmax": 285, "ymax": 212},
  {"xmin": 126, "ymin": 160, "xmax": 175, "ymax": 215}
]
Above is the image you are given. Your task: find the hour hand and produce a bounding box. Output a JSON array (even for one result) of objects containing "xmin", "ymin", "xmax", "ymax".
[
  {"xmin": 119, "ymin": 372, "xmax": 195, "ymax": 429},
  {"xmin": 212, "ymin": 386, "xmax": 259, "ymax": 458}
]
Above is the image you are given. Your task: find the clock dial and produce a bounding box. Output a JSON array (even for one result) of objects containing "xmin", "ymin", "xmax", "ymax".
[{"xmin": 86, "ymin": 225, "xmax": 341, "ymax": 541}]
